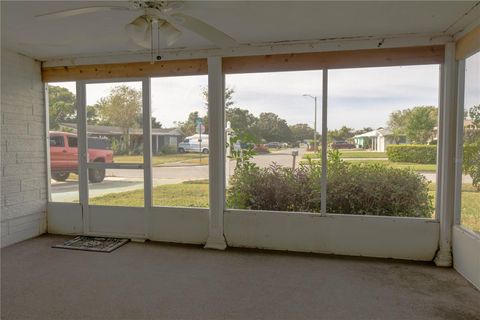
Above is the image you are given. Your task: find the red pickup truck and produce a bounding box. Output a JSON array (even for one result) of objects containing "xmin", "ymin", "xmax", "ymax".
[{"xmin": 49, "ymin": 131, "xmax": 113, "ymax": 183}]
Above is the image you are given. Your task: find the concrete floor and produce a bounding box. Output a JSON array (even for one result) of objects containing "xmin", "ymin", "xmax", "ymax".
[{"xmin": 1, "ymin": 235, "xmax": 479, "ymax": 320}]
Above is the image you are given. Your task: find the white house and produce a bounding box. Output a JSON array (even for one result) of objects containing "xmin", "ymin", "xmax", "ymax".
[{"xmin": 353, "ymin": 128, "xmax": 407, "ymax": 152}]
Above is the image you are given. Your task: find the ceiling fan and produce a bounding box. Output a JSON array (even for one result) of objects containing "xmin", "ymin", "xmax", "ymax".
[{"xmin": 35, "ymin": 0, "xmax": 237, "ymax": 58}]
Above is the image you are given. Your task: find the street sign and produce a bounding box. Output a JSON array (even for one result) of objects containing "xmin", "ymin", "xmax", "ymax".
[
  {"xmin": 195, "ymin": 117, "xmax": 203, "ymax": 125},
  {"xmin": 196, "ymin": 123, "xmax": 205, "ymax": 134}
]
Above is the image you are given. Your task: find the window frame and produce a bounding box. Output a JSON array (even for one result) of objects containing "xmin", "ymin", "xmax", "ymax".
[
  {"xmin": 50, "ymin": 135, "xmax": 65, "ymax": 147},
  {"xmin": 44, "ymin": 46, "xmax": 451, "ymax": 249}
]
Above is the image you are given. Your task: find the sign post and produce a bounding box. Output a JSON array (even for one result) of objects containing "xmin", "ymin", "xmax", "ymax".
[{"xmin": 195, "ymin": 117, "xmax": 204, "ymax": 163}]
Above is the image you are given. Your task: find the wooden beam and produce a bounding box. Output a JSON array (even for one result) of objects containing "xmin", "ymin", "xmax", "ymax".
[
  {"xmin": 42, "ymin": 45, "xmax": 444, "ymax": 82},
  {"xmin": 42, "ymin": 58, "xmax": 208, "ymax": 82},
  {"xmin": 223, "ymin": 45, "xmax": 444, "ymax": 74},
  {"xmin": 456, "ymin": 25, "xmax": 480, "ymax": 60}
]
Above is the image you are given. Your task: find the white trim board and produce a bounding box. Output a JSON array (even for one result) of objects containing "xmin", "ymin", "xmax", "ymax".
[
  {"xmin": 225, "ymin": 210, "xmax": 439, "ymax": 261},
  {"xmin": 48, "ymin": 203, "xmax": 440, "ymax": 261},
  {"xmin": 453, "ymin": 225, "xmax": 480, "ymax": 290}
]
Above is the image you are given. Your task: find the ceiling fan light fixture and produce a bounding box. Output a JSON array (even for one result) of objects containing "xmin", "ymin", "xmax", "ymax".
[
  {"xmin": 125, "ymin": 15, "xmax": 151, "ymax": 48},
  {"xmin": 159, "ymin": 22, "xmax": 182, "ymax": 47}
]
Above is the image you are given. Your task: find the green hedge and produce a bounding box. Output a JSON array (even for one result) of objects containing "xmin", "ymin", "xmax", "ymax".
[
  {"xmin": 463, "ymin": 144, "xmax": 480, "ymax": 190},
  {"xmin": 227, "ymin": 154, "xmax": 433, "ymax": 218},
  {"xmin": 387, "ymin": 144, "xmax": 437, "ymax": 164},
  {"xmin": 160, "ymin": 145, "xmax": 178, "ymax": 154}
]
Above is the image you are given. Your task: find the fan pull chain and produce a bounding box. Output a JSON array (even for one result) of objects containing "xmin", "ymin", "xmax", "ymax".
[
  {"xmin": 157, "ymin": 21, "xmax": 161, "ymax": 60},
  {"xmin": 150, "ymin": 19, "xmax": 154, "ymax": 64}
]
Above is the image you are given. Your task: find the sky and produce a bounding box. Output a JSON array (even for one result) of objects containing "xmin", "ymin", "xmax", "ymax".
[
  {"xmin": 465, "ymin": 51, "xmax": 480, "ymax": 111},
  {"xmin": 51, "ymin": 54, "xmax": 479, "ymax": 131}
]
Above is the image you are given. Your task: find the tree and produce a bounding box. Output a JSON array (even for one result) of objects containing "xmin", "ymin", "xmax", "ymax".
[
  {"xmin": 328, "ymin": 126, "xmax": 354, "ymax": 142},
  {"xmin": 133, "ymin": 114, "xmax": 162, "ymax": 129},
  {"xmin": 177, "ymin": 111, "xmax": 208, "ymax": 136},
  {"xmin": 405, "ymin": 106, "xmax": 438, "ymax": 144},
  {"xmin": 202, "ymin": 86, "xmax": 235, "ymax": 109},
  {"xmin": 48, "ymin": 85, "xmax": 76, "ymax": 129},
  {"xmin": 388, "ymin": 106, "xmax": 438, "ymax": 144},
  {"xmin": 463, "ymin": 104, "xmax": 480, "ymax": 190},
  {"xmin": 289, "ymin": 123, "xmax": 316, "ymax": 142},
  {"xmin": 151, "ymin": 117, "xmax": 162, "ymax": 129},
  {"xmin": 353, "ymin": 127, "xmax": 373, "ymax": 136},
  {"xmin": 253, "ymin": 112, "xmax": 293, "ymax": 142},
  {"xmin": 465, "ymin": 104, "xmax": 480, "ymax": 142},
  {"xmin": 86, "ymin": 105, "xmax": 100, "ymax": 124},
  {"xmin": 388, "ymin": 109, "xmax": 411, "ymax": 144},
  {"xmin": 97, "ymin": 85, "xmax": 142, "ymax": 152},
  {"xmin": 226, "ymin": 107, "xmax": 257, "ymax": 137}
]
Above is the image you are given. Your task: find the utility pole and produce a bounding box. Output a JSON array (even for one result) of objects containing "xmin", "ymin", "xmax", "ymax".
[{"xmin": 303, "ymin": 94, "xmax": 318, "ymax": 150}]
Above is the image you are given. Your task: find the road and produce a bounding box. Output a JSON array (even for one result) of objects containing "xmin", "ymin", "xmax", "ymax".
[{"xmin": 51, "ymin": 148, "xmax": 306, "ymax": 202}]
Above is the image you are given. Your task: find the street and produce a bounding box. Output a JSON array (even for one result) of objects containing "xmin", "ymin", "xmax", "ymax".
[{"xmin": 51, "ymin": 148, "xmax": 306, "ymax": 202}]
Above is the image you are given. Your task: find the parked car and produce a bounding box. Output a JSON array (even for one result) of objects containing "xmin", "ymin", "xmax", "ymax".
[
  {"xmin": 178, "ymin": 134, "xmax": 209, "ymax": 153},
  {"xmin": 330, "ymin": 140, "xmax": 356, "ymax": 149},
  {"xmin": 265, "ymin": 142, "xmax": 282, "ymax": 149},
  {"xmin": 49, "ymin": 131, "xmax": 113, "ymax": 183}
]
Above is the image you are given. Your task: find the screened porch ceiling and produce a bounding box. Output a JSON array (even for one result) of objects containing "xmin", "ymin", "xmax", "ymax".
[{"xmin": 1, "ymin": 1, "xmax": 480, "ymax": 62}]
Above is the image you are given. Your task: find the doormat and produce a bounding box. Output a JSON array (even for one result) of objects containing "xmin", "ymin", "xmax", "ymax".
[{"xmin": 53, "ymin": 236, "xmax": 129, "ymax": 253}]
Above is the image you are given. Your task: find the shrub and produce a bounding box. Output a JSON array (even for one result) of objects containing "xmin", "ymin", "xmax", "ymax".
[
  {"xmin": 227, "ymin": 151, "xmax": 433, "ymax": 217},
  {"xmin": 227, "ymin": 163, "xmax": 319, "ymax": 212},
  {"xmin": 160, "ymin": 145, "xmax": 178, "ymax": 154},
  {"xmin": 111, "ymin": 138, "xmax": 127, "ymax": 155},
  {"xmin": 463, "ymin": 143, "xmax": 480, "ymax": 190},
  {"xmin": 326, "ymin": 162, "xmax": 433, "ymax": 217},
  {"xmin": 387, "ymin": 144, "xmax": 437, "ymax": 164}
]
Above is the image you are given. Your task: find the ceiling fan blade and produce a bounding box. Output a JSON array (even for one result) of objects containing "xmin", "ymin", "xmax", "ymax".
[
  {"xmin": 169, "ymin": 13, "xmax": 237, "ymax": 48},
  {"xmin": 35, "ymin": 6, "xmax": 130, "ymax": 20}
]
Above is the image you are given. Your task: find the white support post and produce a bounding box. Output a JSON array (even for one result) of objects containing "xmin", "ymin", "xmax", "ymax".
[
  {"xmin": 321, "ymin": 69, "xmax": 328, "ymax": 215},
  {"xmin": 44, "ymin": 84, "xmax": 52, "ymax": 202},
  {"xmin": 205, "ymin": 56, "xmax": 227, "ymax": 250},
  {"xmin": 454, "ymin": 60, "xmax": 466, "ymax": 225},
  {"xmin": 435, "ymin": 64, "xmax": 445, "ymax": 220},
  {"xmin": 434, "ymin": 43, "xmax": 458, "ymax": 267},
  {"xmin": 77, "ymin": 81, "xmax": 89, "ymax": 234},
  {"xmin": 143, "ymin": 78, "xmax": 152, "ymax": 238}
]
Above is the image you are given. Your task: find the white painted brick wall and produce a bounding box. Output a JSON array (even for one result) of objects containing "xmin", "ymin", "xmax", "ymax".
[{"xmin": 1, "ymin": 48, "xmax": 47, "ymax": 247}]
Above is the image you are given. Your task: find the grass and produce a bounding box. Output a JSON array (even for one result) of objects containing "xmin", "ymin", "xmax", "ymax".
[
  {"xmin": 428, "ymin": 183, "xmax": 479, "ymax": 232},
  {"xmin": 339, "ymin": 151, "xmax": 387, "ymax": 158},
  {"xmin": 300, "ymin": 158, "xmax": 437, "ymax": 172},
  {"xmin": 114, "ymin": 154, "xmax": 208, "ymax": 166},
  {"xmin": 344, "ymin": 160, "xmax": 437, "ymax": 172},
  {"xmin": 89, "ymin": 180, "xmax": 209, "ymax": 207},
  {"xmin": 303, "ymin": 150, "xmax": 387, "ymax": 159}
]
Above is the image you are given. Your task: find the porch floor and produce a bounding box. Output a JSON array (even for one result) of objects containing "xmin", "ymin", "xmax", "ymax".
[{"xmin": 1, "ymin": 235, "xmax": 479, "ymax": 320}]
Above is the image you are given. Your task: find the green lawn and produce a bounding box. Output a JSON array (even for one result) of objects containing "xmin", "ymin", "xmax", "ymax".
[
  {"xmin": 89, "ymin": 180, "xmax": 209, "ymax": 207},
  {"xmin": 428, "ymin": 183, "xmax": 479, "ymax": 232},
  {"xmin": 303, "ymin": 150, "xmax": 387, "ymax": 159},
  {"xmin": 114, "ymin": 154, "xmax": 208, "ymax": 166},
  {"xmin": 300, "ymin": 158, "xmax": 437, "ymax": 172},
  {"xmin": 339, "ymin": 151, "xmax": 387, "ymax": 158},
  {"xmin": 344, "ymin": 160, "xmax": 437, "ymax": 172}
]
